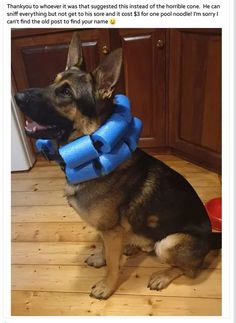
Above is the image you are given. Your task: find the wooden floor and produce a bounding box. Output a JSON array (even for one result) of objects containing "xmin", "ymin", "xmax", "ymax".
[{"xmin": 11, "ymin": 154, "xmax": 222, "ymax": 316}]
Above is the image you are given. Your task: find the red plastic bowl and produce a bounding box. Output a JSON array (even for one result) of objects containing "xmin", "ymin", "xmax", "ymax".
[{"xmin": 205, "ymin": 197, "xmax": 222, "ymax": 231}]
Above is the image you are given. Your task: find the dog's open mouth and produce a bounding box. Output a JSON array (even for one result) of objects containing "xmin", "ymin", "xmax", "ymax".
[
  {"xmin": 25, "ymin": 119, "xmax": 66, "ymax": 140},
  {"xmin": 25, "ymin": 120, "xmax": 57, "ymax": 134}
]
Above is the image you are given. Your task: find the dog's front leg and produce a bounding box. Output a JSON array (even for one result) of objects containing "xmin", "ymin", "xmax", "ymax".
[
  {"xmin": 85, "ymin": 242, "xmax": 106, "ymax": 268},
  {"xmin": 90, "ymin": 226, "xmax": 124, "ymax": 299}
]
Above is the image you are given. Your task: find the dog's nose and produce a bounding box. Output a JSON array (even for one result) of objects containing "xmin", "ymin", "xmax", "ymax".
[{"xmin": 14, "ymin": 92, "xmax": 29, "ymax": 107}]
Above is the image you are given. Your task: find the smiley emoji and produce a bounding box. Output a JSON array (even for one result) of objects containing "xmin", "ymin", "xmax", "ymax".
[{"xmin": 109, "ymin": 18, "xmax": 116, "ymax": 25}]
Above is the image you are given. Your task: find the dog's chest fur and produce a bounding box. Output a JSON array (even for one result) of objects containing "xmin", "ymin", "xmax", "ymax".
[
  {"xmin": 65, "ymin": 180, "xmax": 121, "ymax": 231},
  {"xmin": 63, "ymin": 152, "xmax": 140, "ymax": 229},
  {"xmin": 64, "ymin": 171, "xmax": 155, "ymax": 252},
  {"xmin": 65, "ymin": 173, "xmax": 121, "ymax": 231}
]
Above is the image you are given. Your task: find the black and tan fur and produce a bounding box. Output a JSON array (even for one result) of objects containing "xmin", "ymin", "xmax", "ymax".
[{"xmin": 15, "ymin": 32, "xmax": 221, "ymax": 299}]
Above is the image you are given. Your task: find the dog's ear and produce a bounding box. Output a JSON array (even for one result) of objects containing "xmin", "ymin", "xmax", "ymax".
[
  {"xmin": 66, "ymin": 32, "xmax": 83, "ymax": 70},
  {"xmin": 93, "ymin": 48, "xmax": 122, "ymax": 98}
]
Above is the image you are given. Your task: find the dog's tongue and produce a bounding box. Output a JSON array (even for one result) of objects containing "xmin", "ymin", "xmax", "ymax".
[{"xmin": 25, "ymin": 120, "xmax": 49, "ymax": 133}]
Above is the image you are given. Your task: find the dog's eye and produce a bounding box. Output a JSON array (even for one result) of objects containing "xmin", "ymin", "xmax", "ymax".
[
  {"xmin": 60, "ymin": 87, "xmax": 72, "ymax": 97},
  {"xmin": 57, "ymin": 84, "xmax": 73, "ymax": 98}
]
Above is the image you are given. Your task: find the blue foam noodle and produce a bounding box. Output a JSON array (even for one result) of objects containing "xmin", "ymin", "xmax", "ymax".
[
  {"xmin": 114, "ymin": 94, "xmax": 130, "ymax": 109},
  {"xmin": 65, "ymin": 161, "xmax": 101, "ymax": 184},
  {"xmin": 59, "ymin": 135, "xmax": 99, "ymax": 169},
  {"xmin": 124, "ymin": 117, "xmax": 143, "ymax": 151},
  {"xmin": 91, "ymin": 113, "xmax": 129, "ymax": 153},
  {"xmin": 36, "ymin": 139, "xmax": 56, "ymax": 154},
  {"xmin": 114, "ymin": 94, "xmax": 132, "ymax": 123},
  {"xmin": 99, "ymin": 142, "xmax": 131, "ymax": 175}
]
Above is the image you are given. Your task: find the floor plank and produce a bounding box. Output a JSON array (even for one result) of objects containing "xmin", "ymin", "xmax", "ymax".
[
  {"xmin": 12, "ymin": 178, "xmax": 65, "ymax": 192},
  {"xmin": 12, "ymin": 242, "xmax": 221, "ymax": 269},
  {"xmin": 11, "ymin": 191, "xmax": 67, "ymax": 206},
  {"xmin": 12, "ymin": 205, "xmax": 80, "ymax": 223},
  {"xmin": 11, "ymin": 291, "xmax": 221, "ymax": 316},
  {"xmin": 12, "ymin": 166, "xmax": 64, "ymax": 180},
  {"xmin": 12, "ymin": 222, "xmax": 100, "ymax": 242},
  {"xmin": 12, "ymin": 264, "xmax": 221, "ymax": 298}
]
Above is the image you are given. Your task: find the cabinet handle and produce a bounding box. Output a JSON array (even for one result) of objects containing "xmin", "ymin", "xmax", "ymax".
[
  {"xmin": 102, "ymin": 45, "xmax": 110, "ymax": 55},
  {"xmin": 157, "ymin": 39, "xmax": 165, "ymax": 49}
]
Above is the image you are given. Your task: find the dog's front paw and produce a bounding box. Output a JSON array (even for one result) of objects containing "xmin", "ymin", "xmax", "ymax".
[
  {"xmin": 148, "ymin": 271, "xmax": 171, "ymax": 291},
  {"xmin": 90, "ymin": 279, "xmax": 115, "ymax": 299},
  {"xmin": 85, "ymin": 253, "xmax": 106, "ymax": 268}
]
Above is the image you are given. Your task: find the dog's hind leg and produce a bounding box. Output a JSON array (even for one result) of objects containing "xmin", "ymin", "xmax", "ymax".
[
  {"xmin": 148, "ymin": 233, "xmax": 209, "ymax": 291},
  {"xmin": 148, "ymin": 267, "xmax": 183, "ymax": 290},
  {"xmin": 123, "ymin": 244, "xmax": 140, "ymax": 256},
  {"xmin": 90, "ymin": 226, "xmax": 124, "ymax": 299}
]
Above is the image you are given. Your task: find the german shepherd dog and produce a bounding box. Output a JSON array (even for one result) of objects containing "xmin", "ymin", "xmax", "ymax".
[{"xmin": 15, "ymin": 32, "xmax": 221, "ymax": 299}]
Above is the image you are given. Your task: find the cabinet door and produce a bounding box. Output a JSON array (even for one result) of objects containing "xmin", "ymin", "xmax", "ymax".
[
  {"xmin": 169, "ymin": 29, "xmax": 221, "ymax": 172},
  {"xmin": 11, "ymin": 28, "xmax": 111, "ymax": 90},
  {"xmin": 119, "ymin": 29, "xmax": 167, "ymax": 149}
]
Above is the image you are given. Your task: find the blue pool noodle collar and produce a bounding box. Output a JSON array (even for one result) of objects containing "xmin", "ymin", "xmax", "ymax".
[{"xmin": 35, "ymin": 94, "xmax": 142, "ymax": 184}]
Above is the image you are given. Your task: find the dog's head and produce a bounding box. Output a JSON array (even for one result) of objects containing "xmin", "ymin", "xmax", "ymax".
[{"xmin": 15, "ymin": 32, "xmax": 122, "ymax": 143}]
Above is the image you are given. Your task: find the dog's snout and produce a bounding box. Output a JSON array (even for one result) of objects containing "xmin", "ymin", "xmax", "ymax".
[{"xmin": 14, "ymin": 92, "xmax": 29, "ymax": 107}]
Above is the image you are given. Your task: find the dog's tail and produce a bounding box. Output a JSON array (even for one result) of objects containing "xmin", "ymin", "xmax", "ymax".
[{"xmin": 210, "ymin": 232, "xmax": 222, "ymax": 249}]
